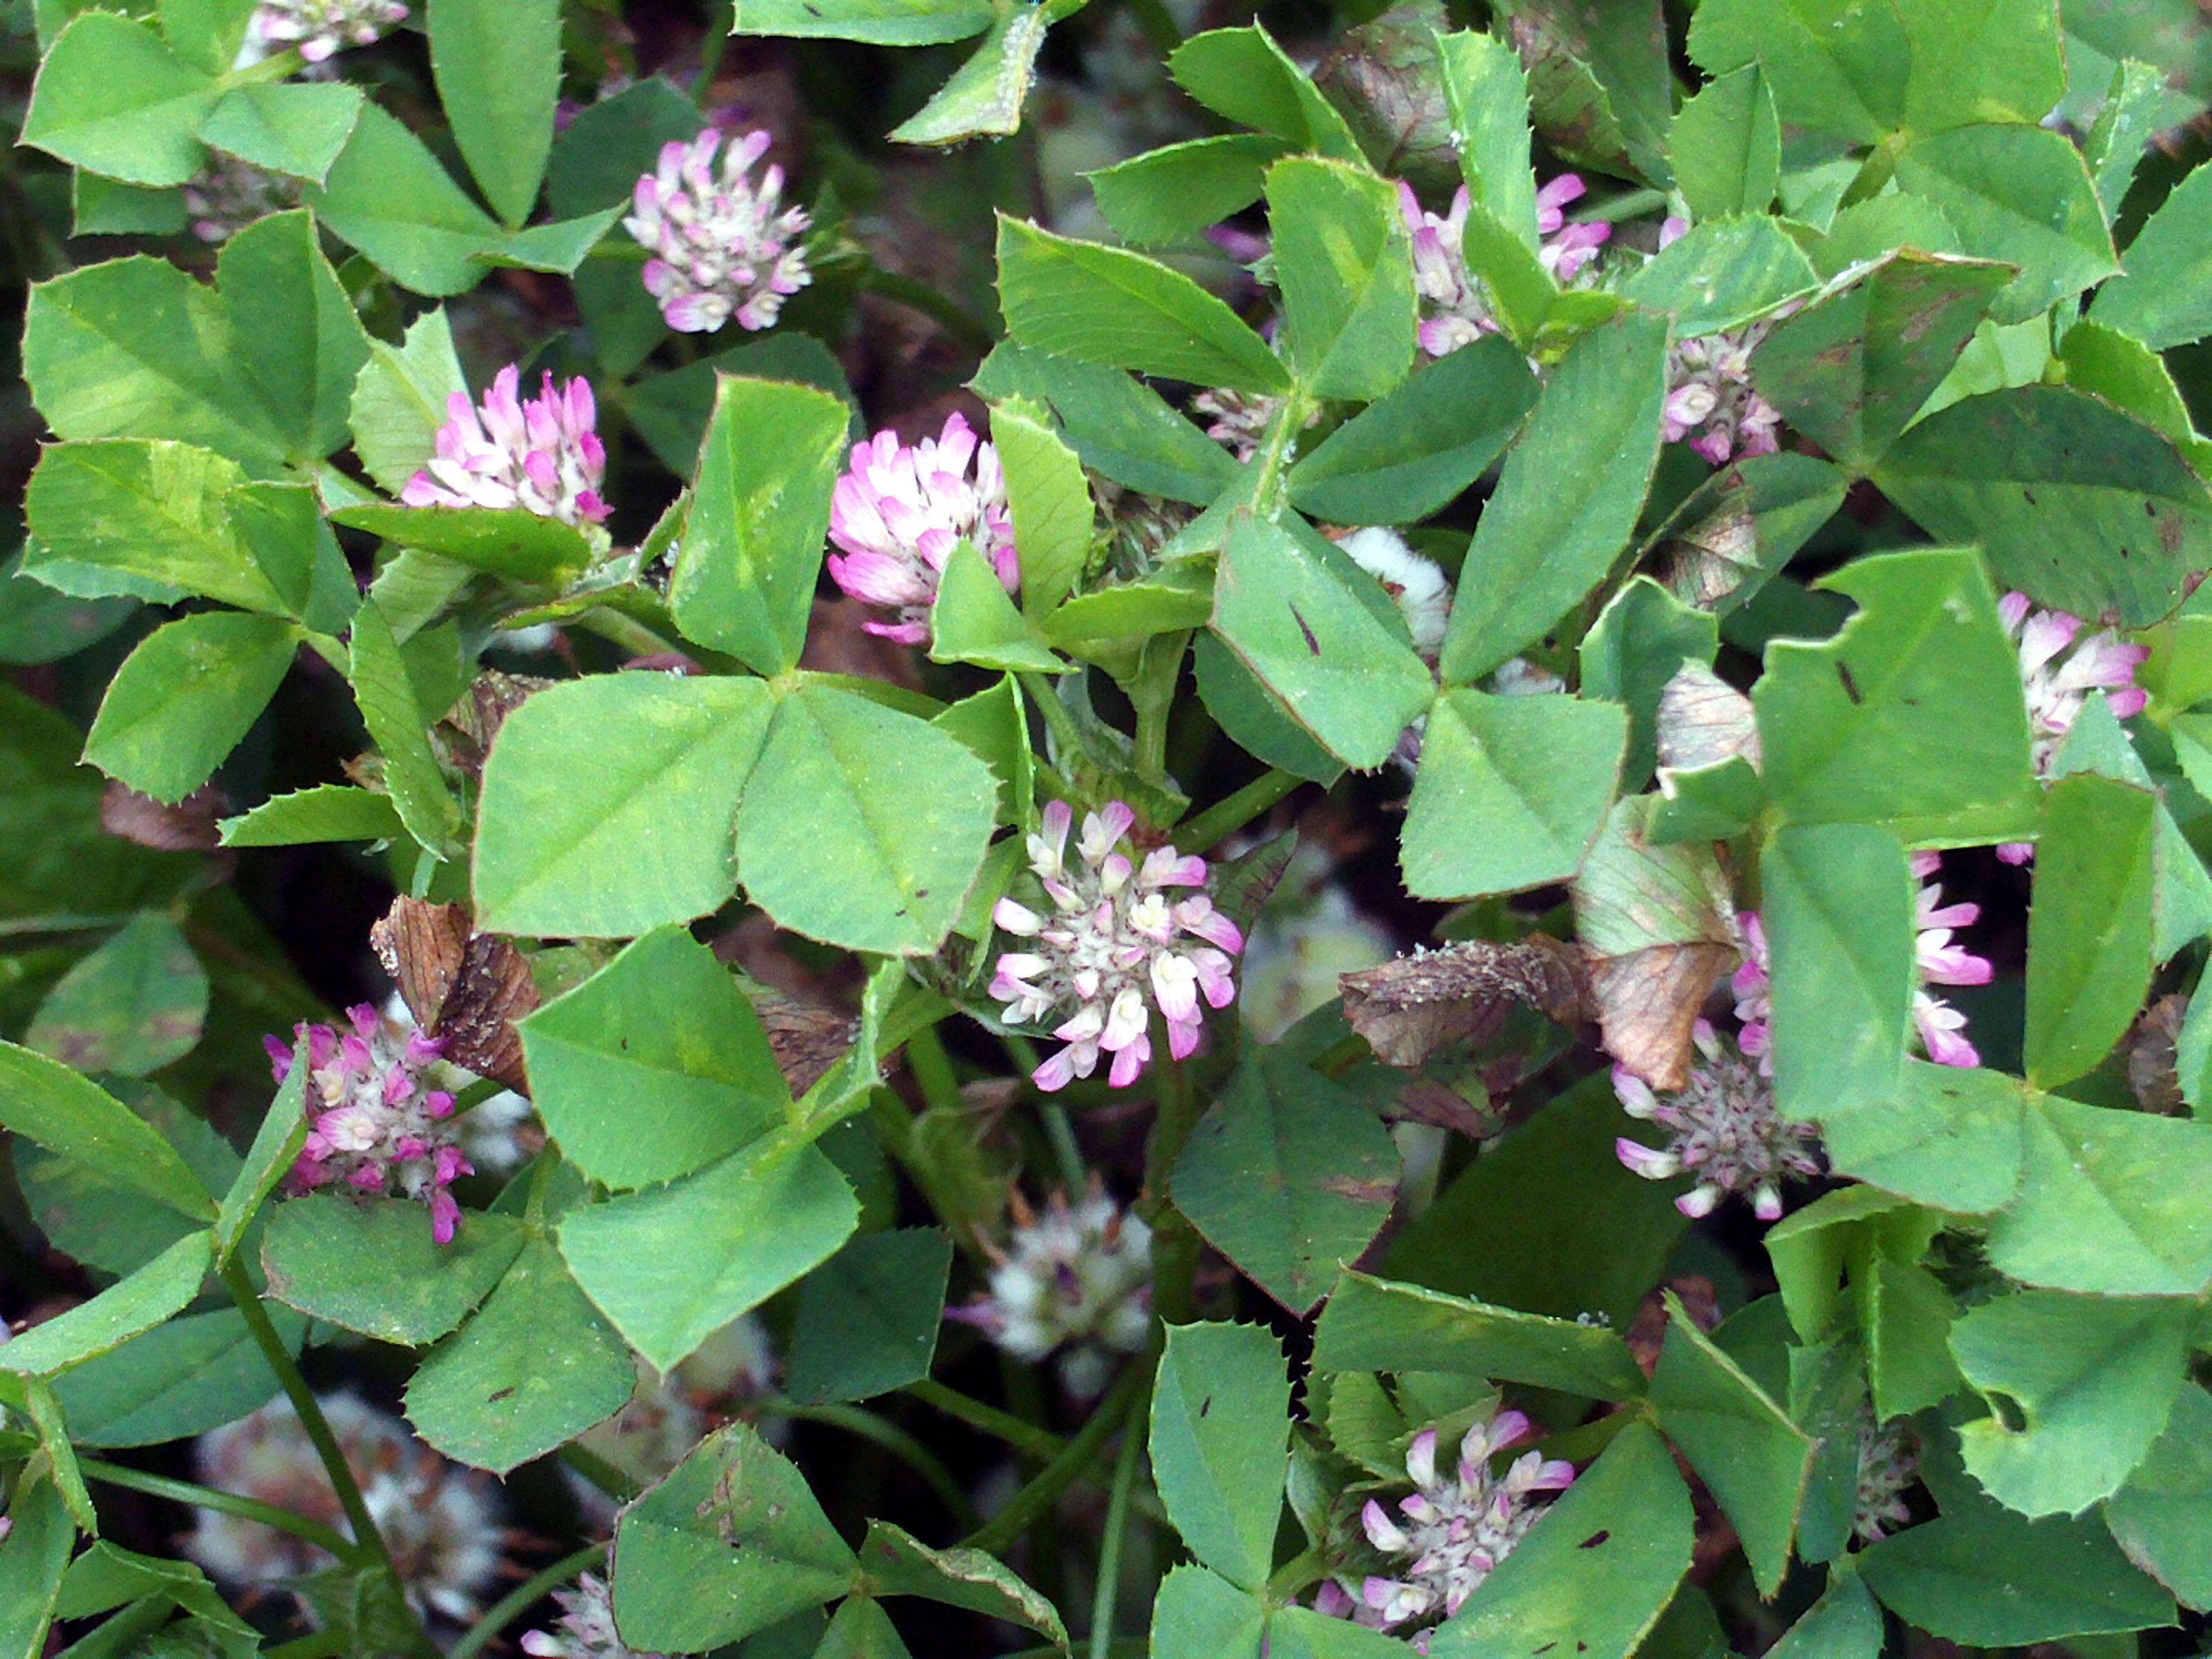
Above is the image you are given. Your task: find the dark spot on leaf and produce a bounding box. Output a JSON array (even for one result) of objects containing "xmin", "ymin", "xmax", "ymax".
[
  {"xmin": 487, "ymin": 1386, "xmax": 515, "ymax": 1402},
  {"xmin": 2023, "ymin": 488, "xmax": 2036, "ymax": 505},
  {"xmin": 1579, "ymin": 1530, "xmax": 1609, "ymax": 1548},
  {"xmin": 2158, "ymin": 510, "xmax": 2183, "ymax": 554},
  {"xmin": 1320, "ymin": 1174, "xmax": 1397, "ymax": 1202},
  {"xmin": 1199, "ymin": 1395, "xmax": 1212, "ymax": 1416},
  {"xmin": 915, "ymin": 889, "xmax": 929, "ymax": 899},
  {"xmin": 2147, "ymin": 500, "xmax": 2158, "ymax": 516},
  {"xmin": 1291, "ymin": 605, "xmax": 1320, "ymax": 656},
  {"xmin": 1534, "ymin": 1644, "xmax": 1557, "ymax": 1654},
  {"xmin": 619, "ymin": 1037, "xmax": 629, "ymax": 1050},
  {"xmin": 1836, "ymin": 662, "xmax": 1862, "ymax": 704}
]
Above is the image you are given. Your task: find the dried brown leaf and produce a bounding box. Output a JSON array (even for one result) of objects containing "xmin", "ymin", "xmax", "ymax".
[
  {"xmin": 370, "ymin": 897, "xmax": 538, "ymax": 1091},
  {"xmin": 1339, "ymin": 936, "xmax": 1590, "ymax": 1068},
  {"xmin": 438, "ymin": 671, "xmax": 552, "ymax": 783},
  {"xmin": 102, "ymin": 781, "xmax": 227, "ymax": 852},
  {"xmin": 2126, "ymin": 993, "xmax": 2187, "ymax": 1116},
  {"xmin": 1655, "ymin": 662, "xmax": 1761, "ymax": 773},
  {"xmin": 751, "ymin": 986, "xmax": 858, "ymax": 1098}
]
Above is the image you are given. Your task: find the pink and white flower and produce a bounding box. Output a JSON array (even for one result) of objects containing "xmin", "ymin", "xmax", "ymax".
[
  {"xmin": 268, "ymin": 1006, "xmax": 472, "ymax": 1243},
  {"xmin": 242, "ymin": 0, "xmax": 406, "ymax": 63},
  {"xmin": 944, "ymin": 1185, "xmax": 1152, "ymax": 1399},
  {"xmin": 523, "ymin": 1569, "xmax": 662, "ymax": 1659},
  {"xmin": 1318, "ymin": 1408, "xmax": 1575, "ymax": 1633},
  {"xmin": 1398, "ymin": 174, "xmax": 1610, "ymax": 357},
  {"xmin": 1663, "ymin": 323, "xmax": 1784, "ymax": 465},
  {"xmin": 1612, "ymin": 1020, "xmax": 1821, "ymax": 1221},
  {"xmin": 402, "ymin": 366, "xmax": 610, "ymax": 529},
  {"xmin": 991, "ymin": 800, "xmax": 1241, "ymax": 1090},
  {"xmin": 1997, "ymin": 590, "xmax": 2150, "ymax": 862},
  {"xmin": 825, "ymin": 413, "xmax": 1016, "ymax": 645},
  {"xmin": 624, "ymin": 129, "xmax": 812, "ymax": 335}
]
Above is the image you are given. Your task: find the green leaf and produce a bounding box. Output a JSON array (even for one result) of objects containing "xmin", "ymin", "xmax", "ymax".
[
  {"xmin": 15, "ymin": 1082, "xmax": 230, "ymax": 1278},
  {"xmin": 0, "ymin": 1042, "xmax": 215, "ymax": 1223},
  {"xmin": 1875, "ymin": 387, "xmax": 2212, "ymax": 629},
  {"xmin": 1438, "ymin": 311, "xmax": 1669, "ymax": 683},
  {"xmin": 1427, "ymin": 1423, "xmax": 1692, "ymax": 1659},
  {"xmin": 1400, "ymin": 688, "xmax": 1627, "ymax": 899},
  {"xmin": 2090, "ymin": 150, "xmax": 2212, "ymax": 350},
  {"xmin": 24, "ymin": 442, "xmax": 284, "ymax": 615},
  {"xmin": 888, "ymin": 3, "xmax": 1050, "ymax": 145},
  {"xmin": 473, "ymin": 673, "xmax": 775, "ymax": 938},
  {"xmin": 1819, "ymin": 1060, "xmax": 2025, "ymax": 1215},
  {"xmin": 995, "ymin": 216, "xmax": 1288, "ymax": 394},
  {"xmin": 611, "ymin": 1422, "xmax": 859, "ymax": 1651},
  {"xmin": 50, "ymin": 1304, "xmax": 294, "ymax": 1450},
  {"xmin": 404, "ymin": 1237, "xmax": 635, "ymax": 1474},
  {"xmin": 218, "ymin": 785, "xmax": 406, "ymax": 847},
  {"xmin": 214, "ymin": 1059, "xmax": 306, "ymax": 1270},
  {"xmin": 26, "ymin": 912, "xmax": 206, "ymax": 1076},
  {"xmin": 734, "ymin": 681, "xmax": 1002, "ymax": 956},
  {"xmin": 1172, "ymin": 1047, "xmax": 1396, "ymax": 1315},
  {"xmin": 784, "ymin": 1229, "xmax": 953, "ymax": 1405},
  {"xmin": 854, "ymin": 1521, "xmax": 1068, "ymax": 1648},
  {"xmin": 560, "ymin": 1140, "xmax": 858, "ymax": 1372},
  {"xmin": 347, "ymin": 308, "xmax": 468, "ymax": 497},
  {"xmin": 1267, "ymin": 156, "xmax": 1416, "ymax": 401},
  {"xmin": 1286, "ymin": 335, "xmax": 1537, "ymax": 525},
  {"xmin": 1892, "ymin": 124, "xmax": 2118, "ymax": 324},
  {"xmin": 1211, "ymin": 514, "xmax": 1436, "ymax": 770},
  {"xmin": 348, "ymin": 599, "xmax": 462, "ymax": 861},
  {"xmin": 1149, "ymin": 1321, "xmax": 1290, "ymax": 1591},
  {"xmin": 196, "ymin": 82, "xmax": 361, "ymax": 185},
  {"xmin": 626, "ymin": 333, "xmax": 859, "ymax": 476},
  {"xmin": 1752, "ymin": 547, "xmax": 2036, "ymax": 841},
  {"xmin": 1312, "ymin": 1271, "xmax": 1646, "ymax": 1400},
  {"xmin": 1749, "ymin": 252, "xmax": 2011, "ymax": 472},
  {"xmin": 815, "ymin": 1595, "xmax": 912, "ymax": 1658},
  {"xmin": 0, "ymin": 1229, "xmax": 212, "ymax": 1378},
  {"xmin": 730, "ymin": 0, "xmax": 993, "ymax": 45},
  {"xmin": 1670, "ymin": 65, "xmax": 1780, "ymax": 221},
  {"xmin": 1578, "ymin": 577, "xmax": 1719, "ymax": 789},
  {"xmin": 969, "ymin": 344, "xmax": 1238, "ymax": 505},
  {"xmin": 217, "ymin": 210, "xmax": 373, "ymax": 466},
  {"xmin": 84, "ymin": 612, "xmax": 295, "ymax": 805},
  {"xmin": 1950, "ymin": 1290, "xmax": 2190, "ymax": 1518},
  {"xmin": 1617, "ymin": 216, "xmax": 1819, "ymax": 339},
  {"xmin": 1191, "ymin": 630, "xmax": 1345, "ymax": 786},
  {"xmin": 547, "ymin": 77, "xmax": 708, "ymax": 218},
  {"xmin": 2104, "ymin": 1382, "xmax": 2212, "ymax": 1611},
  {"xmin": 2054, "ymin": 321, "xmax": 2207, "ymax": 460},
  {"xmin": 20, "ymin": 13, "xmax": 214, "ymax": 186},
  {"xmin": 326, "ymin": 504, "xmax": 593, "ymax": 587},
  {"xmin": 928, "ymin": 541, "xmax": 1062, "ymax": 674},
  {"xmin": 70, "ymin": 172, "xmax": 185, "ymax": 238},
  {"xmin": 0, "ymin": 1479, "xmax": 76, "ymax": 1659},
  {"xmin": 1687, "ymin": 0, "xmax": 1905, "ymax": 144},
  {"xmin": 2023, "ymin": 773, "xmax": 2156, "ymax": 1089},
  {"xmin": 305, "ymin": 102, "xmax": 502, "ymax": 297},
  {"xmin": 669, "ymin": 375, "xmax": 849, "ymax": 675},
  {"xmin": 1089, "ymin": 135, "xmax": 1285, "ymax": 247},
  {"xmin": 1983, "ymin": 1096, "xmax": 2212, "ymax": 1296},
  {"xmin": 1899, "ymin": 0, "xmax": 2067, "ymax": 132},
  {"xmin": 427, "ymin": 0, "xmax": 558, "ymax": 226},
  {"xmin": 1435, "ymin": 30, "xmax": 1539, "ymax": 249},
  {"xmin": 1650, "ymin": 1293, "xmax": 1815, "ymax": 1595},
  {"xmin": 1168, "ymin": 26, "xmax": 1362, "ymax": 160},
  {"xmin": 1510, "ymin": 0, "xmax": 1673, "ymax": 185},
  {"xmin": 993, "ymin": 396, "xmax": 1093, "ymax": 620},
  {"xmin": 261, "ymin": 1193, "xmax": 524, "ymax": 1345},
  {"xmin": 519, "ymin": 925, "xmax": 791, "ymax": 1191}
]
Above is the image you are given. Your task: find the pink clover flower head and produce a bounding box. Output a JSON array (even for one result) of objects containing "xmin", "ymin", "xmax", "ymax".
[
  {"xmin": 2000, "ymin": 590, "xmax": 2150, "ymax": 776},
  {"xmin": 991, "ymin": 800, "xmax": 1243, "ymax": 1091},
  {"xmin": 624, "ymin": 129, "xmax": 812, "ymax": 335},
  {"xmin": 1910, "ymin": 852, "xmax": 1991, "ymax": 1068},
  {"xmin": 1190, "ymin": 387, "xmax": 1318, "ymax": 464},
  {"xmin": 522, "ymin": 1570, "xmax": 663, "ymax": 1659},
  {"xmin": 1327, "ymin": 1407, "xmax": 1576, "ymax": 1633},
  {"xmin": 270, "ymin": 1004, "xmax": 474, "ymax": 1243},
  {"xmin": 825, "ymin": 412, "xmax": 1015, "ymax": 645},
  {"xmin": 944, "ymin": 1184, "xmax": 1152, "ymax": 1399},
  {"xmin": 1398, "ymin": 174, "xmax": 1610, "ymax": 357},
  {"xmin": 244, "ymin": 0, "xmax": 407, "ymax": 62},
  {"xmin": 402, "ymin": 366, "xmax": 610, "ymax": 529},
  {"xmin": 1611, "ymin": 1020, "xmax": 1821, "ymax": 1222},
  {"xmin": 1731, "ymin": 911, "xmax": 1772, "ymax": 1072},
  {"xmin": 1664, "ymin": 321, "xmax": 1784, "ymax": 465}
]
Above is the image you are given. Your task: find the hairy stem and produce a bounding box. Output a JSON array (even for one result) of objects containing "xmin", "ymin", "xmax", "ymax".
[
  {"xmin": 556, "ymin": 1442, "xmax": 641, "ymax": 1505},
  {"xmin": 1176, "ymin": 768, "xmax": 1302, "ymax": 854},
  {"xmin": 79, "ymin": 1459, "xmax": 356, "ymax": 1563},
  {"xmin": 1018, "ymin": 671, "xmax": 1090, "ymax": 770}
]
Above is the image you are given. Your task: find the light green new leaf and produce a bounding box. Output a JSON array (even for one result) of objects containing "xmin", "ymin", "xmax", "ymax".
[
  {"xmin": 2023, "ymin": 773, "xmax": 2155, "ymax": 1089},
  {"xmin": 349, "ymin": 600, "xmax": 462, "ymax": 860},
  {"xmin": 1400, "ymin": 689, "xmax": 1626, "ymax": 900},
  {"xmin": 1268, "ymin": 156, "xmax": 1416, "ymax": 402},
  {"xmin": 330, "ymin": 503, "xmax": 592, "ymax": 586},
  {"xmin": 1670, "ymin": 65, "xmax": 1780, "ymax": 222},
  {"xmin": 26, "ymin": 912, "xmax": 207, "ymax": 1077},
  {"xmin": 731, "ymin": 0, "xmax": 993, "ymax": 45},
  {"xmin": 2092, "ymin": 151, "xmax": 2212, "ymax": 350},
  {"xmin": 473, "ymin": 673, "xmax": 775, "ymax": 938},
  {"xmin": 1951, "ymin": 1291, "xmax": 2191, "ymax": 1518},
  {"xmin": 1168, "ymin": 26, "xmax": 1362, "ymax": 160},
  {"xmin": 1438, "ymin": 310, "xmax": 1669, "ymax": 684},
  {"xmin": 1618, "ymin": 216, "xmax": 1818, "ymax": 339},
  {"xmin": 1311, "ymin": 1272, "xmax": 1645, "ymax": 1400},
  {"xmin": 2105, "ymin": 1383, "xmax": 2212, "ymax": 1611},
  {"xmin": 0, "ymin": 1229, "xmax": 212, "ymax": 1378},
  {"xmin": 427, "ymin": 0, "xmax": 559, "ymax": 227},
  {"xmin": 1089, "ymin": 135, "xmax": 1285, "ymax": 248},
  {"xmin": 1435, "ymin": 30, "xmax": 1539, "ymax": 247},
  {"xmin": 261, "ymin": 1195, "xmax": 523, "ymax": 1346},
  {"xmin": 0, "ymin": 1042, "xmax": 216, "ymax": 1223},
  {"xmin": 888, "ymin": 3, "xmax": 1050, "ymax": 146},
  {"xmin": 1149, "ymin": 1321, "xmax": 1290, "ymax": 1591},
  {"xmin": 520, "ymin": 925, "xmax": 790, "ymax": 1191},
  {"xmin": 670, "ymin": 375, "xmax": 848, "ymax": 674},
  {"xmin": 992, "ymin": 397, "xmax": 1091, "ymax": 619},
  {"xmin": 306, "ymin": 102, "xmax": 502, "ymax": 297},
  {"xmin": 1895, "ymin": 0, "xmax": 2068, "ymax": 132},
  {"xmin": 86, "ymin": 612, "xmax": 297, "ymax": 805},
  {"xmin": 929, "ymin": 541, "xmax": 1063, "ymax": 674},
  {"xmin": 995, "ymin": 216, "xmax": 1288, "ymax": 394},
  {"xmin": 218, "ymin": 785, "xmax": 406, "ymax": 847},
  {"xmin": 0, "ymin": 1479, "xmax": 76, "ymax": 1659},
  {"xmin": 196, "ymin": 82, "xmax": 361, "ymax": 185},
  {"xmin": 21, "ymin": 12, "xmax": 215, "ymax": 186},
  {"xmin": 1687, "ymin": 0, "xmax": 1906, "ymax": 145}
]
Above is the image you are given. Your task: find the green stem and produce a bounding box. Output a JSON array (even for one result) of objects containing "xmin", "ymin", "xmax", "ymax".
[
  {"xmin": 79, "ymin": 1460, "xmax": 355, "ymax": 1563},
  {"xmin": 1018, "ymin": 671, "xmax": 1090, "ymax": 770},
  {"xmin": 863, "ymin": 267, "xmax": 1001, "ymax": 354},
  {"xmin": 1248, "ymin": 388, "xmax": 1318, "ymax": 518},
  {"xmin": 760, "ymin": 1398, "xmax": 979, "ymax": 1532},
  {"xmin": 693, "ymin": 0, "xmax": 733, "ymax": 96},
  {"xmin": 963, "ymin": 1358, "xmax": 1151, "ymax": 1555},
  {"xmin": 1087, "ymin": 1405, "xmax": 1146, "ymax": 1659},
  {"xmin": 447, "ymin": 1543, "xmax": 608, "ymax": 1659},
  {"xmin": 1175, "ymin": 768, "xmax": 1301, "ymax": 854},
  {"xmin": 568, "ymin": 606, "xmax": 688, "ymax": 662},
  {"xmin": 906, "ymin": 1378, "xmax": 1067, "ymax": 1462},
  {"xmin": 1039, "ymin": 1098, "xmax": 1089, "ymax": 1198},
  {"xmin": 905, "ymin": 1024, "xmax": 966, "ymax": 1118},
  {"xmin": 222, "ymin": 46, "xmax": 305, "ymax": 87},
  {"xmin": 218, "ymin": 1257, "xmax": 395, "ymax": 1577},
  {"xmin": 556, "ymin": 1443, "xmax": 641, "ymax": 1505}
]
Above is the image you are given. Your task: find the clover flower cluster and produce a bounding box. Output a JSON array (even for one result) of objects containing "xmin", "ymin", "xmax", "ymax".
[
  {"xmin": 185, "ymin": 157, "xmax": 297, "ymax": 242},
  {"xmin": 1998, "ymin": 590, "xmax": 2150, "ymax": 862},
  {"xmin": 267, "ymin": 1005, "xmax": 471, "ymax": 1244},
  {"xmin": 1734, "ymin": 852, "xmax": 1991, "ymax": 1072},
  {"xmin": 991, "ymin": 800, "xmax": 1243, "ymax": 1089},
  {"xmin": 825, "ymin": 413, "xmax": 1017, "ymax": 645},
  {"xmin": 189, "ymin": 1395, "xmax": 500, "ymax": 1627},
  {"xmin": 1398, "ymin": 174, "xmax": 1609, "ymax": 357},
  {"xmin": 243, "ymin": 0, "xmax": 406, "ymax": 62},
  {"xmin": 1854, "ymin": 1413, "xmax": 1918, "ymax": 1542},
  {"xmin": 1612, "ymin": 1019, "xmax": 1821, "ymax": 1221},
  {"xmin": 524, "ymin": 1571, "xmax": 662, "ymax": 1659},
  {"xmin": 946, "ymin": 1185, "xmax": 1153, "ymax": 1399},
  {"xmin": 1190, "ymin": 387, "xmax": 1316, "ymax": 464},
  {"xmin": 1337, "ymin": 527, "xmax": 1451, "ymax": 663},
  {"xmin": 1663, "ymin": 321, "xmax": 1784, "ymax": 465},
  {"xmin": 402, "ymin": 366, "xmax": 610, "ymax": 529},
  {"xmin": 624, "ymin": 130, "xmax": 812, "ymax": 335},
  {"xmin": 1316, "ymin": 1409, "xmax": 1575, "ymax": 1634}
]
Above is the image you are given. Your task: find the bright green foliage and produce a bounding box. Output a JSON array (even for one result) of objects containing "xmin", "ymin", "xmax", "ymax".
[
  {"xmin": 426, "ymin": 0, "xmax": 560, "ymax": 228},
  {"xmin": 1312, "ymin": 1273, "xmax": 1645, "ymax": 1400},
  {"xmin": 1149, "ymin": 1322, "xmax": 1290, "ymax": 1591},
  {"xmin": 1268, "ymin": 158, "xmax": 1416, "ymax": 400},
  {"xmin": 262, "ymin": 1196, "xmax": 523, "ymax": 1345},
  {"xmin": 2023, "ymin": 774, "xmax": 2155, "ymax": 1088}
]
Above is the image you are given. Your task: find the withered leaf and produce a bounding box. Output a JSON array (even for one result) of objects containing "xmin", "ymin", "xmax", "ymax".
[
  {"xmin": 750, "ymin": 986, "xmax": 858, "ymax": 1098},
  {"xmin": 102, "ymin": 781, "xmax": 227, "ymax": 852},
  {"xmin": 371, "ymin": 897, "xmax": 538, "ymax": 1091},
  {"xmin": 1653, "ymin": 479, "xmax": 1760, "ymax": 612},
  {"xmin": 1573, "ymin": 798, "xmax": 1739, "ymax": 1091},
  {"xmin": 1339, "ymin": 935, "xmax": 1589, "ymax": 1069},
  {"xmin": 1655, "ymin": 662, "xmax": 1761, "ymax": 773},
  {"xmin": 438, "ymin": 671, "xmax": 552, "ymax": 784},
  {"xmin": 2125, "ymin": 993, "xmax": 2187, "ymax": 1116}
]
